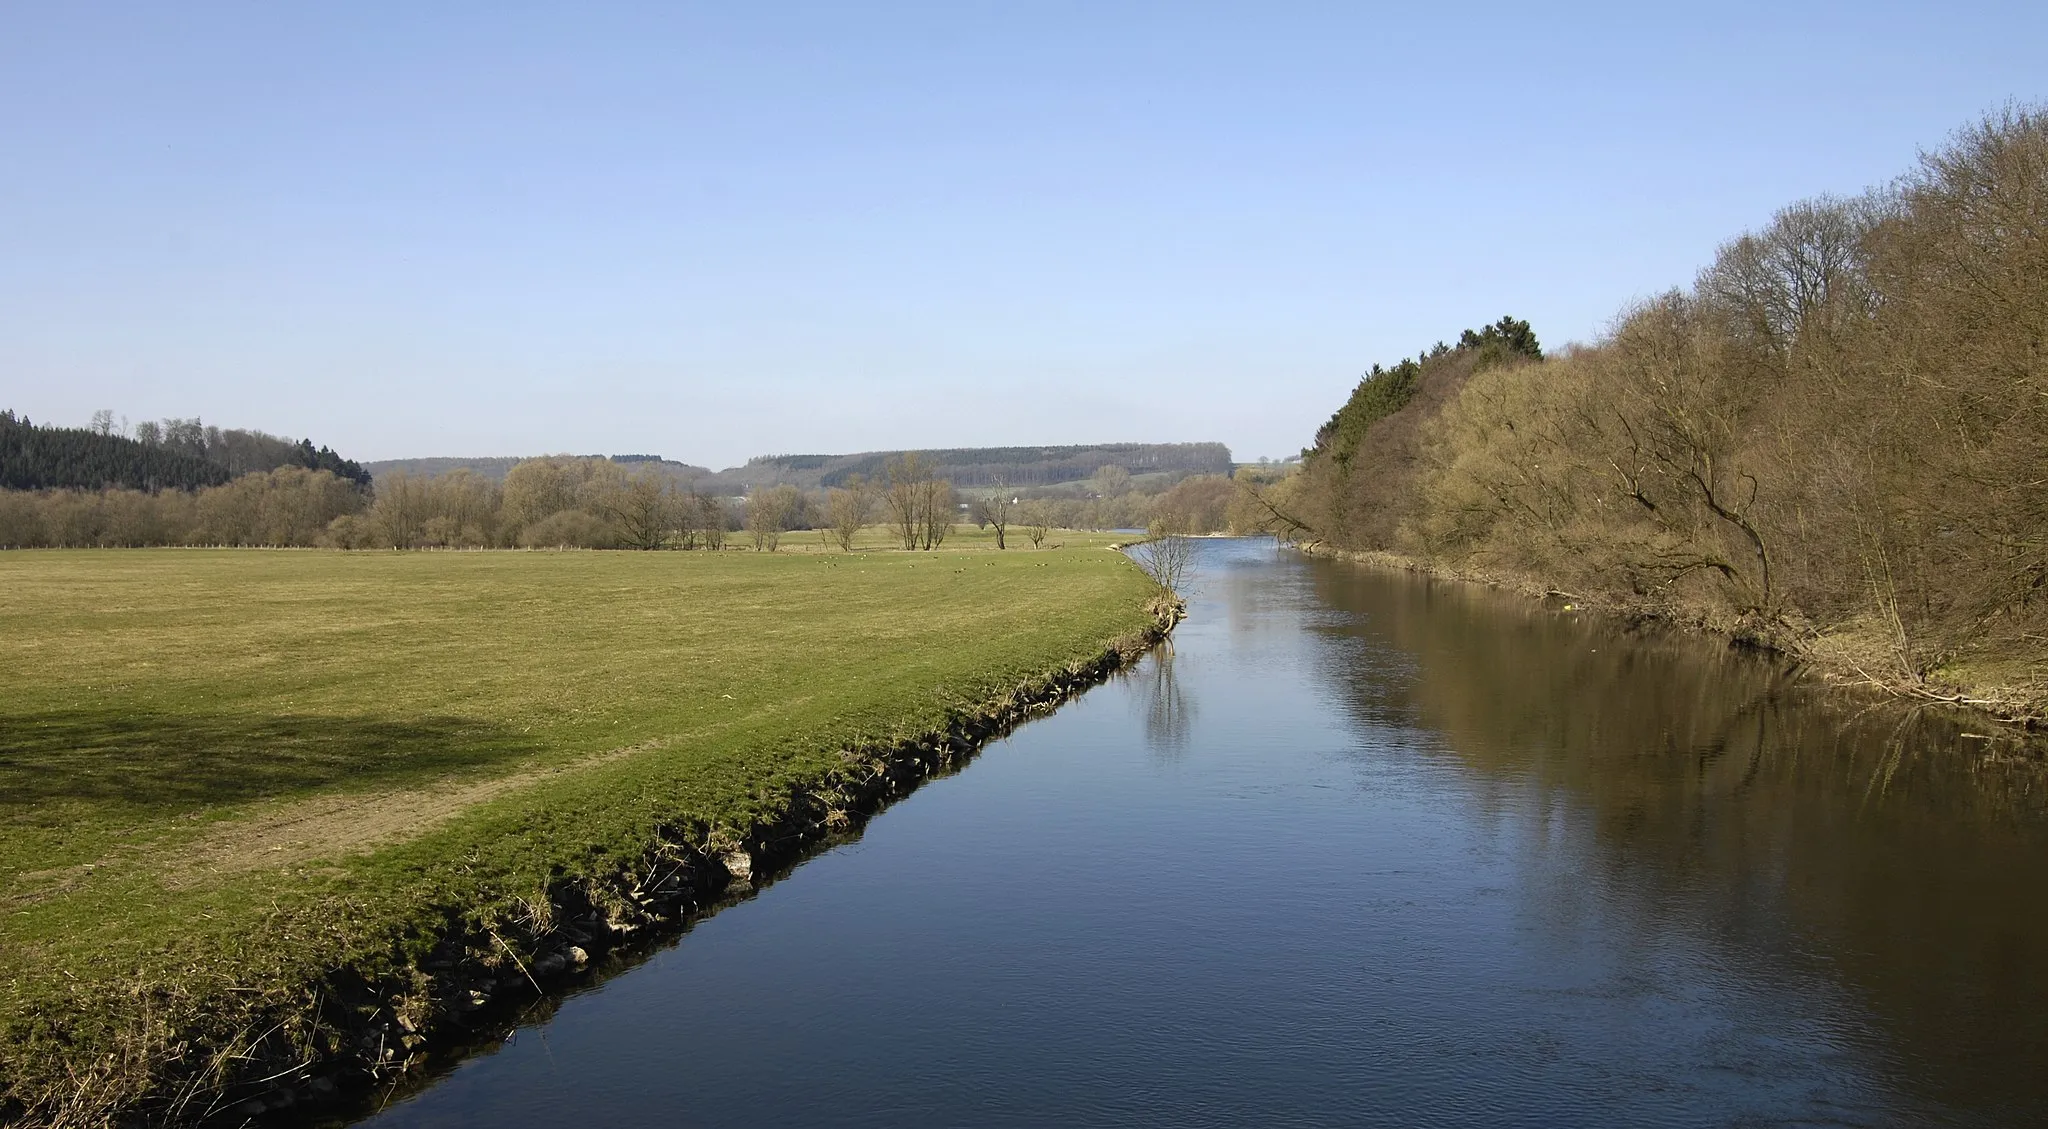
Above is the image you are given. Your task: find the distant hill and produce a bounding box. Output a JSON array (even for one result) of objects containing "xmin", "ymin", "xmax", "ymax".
[
  {"xmin": 368, "ymin": 443, "xmax": 1233, "ymax": 494},
  {"xmin": 736, "ymin": 443, "xmax": 1233, "ymax": 490},
  {"xmin": 364, "ymin": 455, "xmax": 717, "ymax": 485}
]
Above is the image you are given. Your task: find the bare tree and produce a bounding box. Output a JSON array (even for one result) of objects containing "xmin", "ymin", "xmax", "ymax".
[
  {"xmin": 1131, "ymin": 516, "xmax": 1196, "ymax": 596},
  {"xmin": 976, "ymin": 480, "xmax": 1017, "ymax": 549},
  {"xmin": 920, "ymin": 476, "xmax": 955, "ymax": 550},
  {"xmin": 1020, "ymin": 500, "xmax": 1053, "ymax": 548},
  {"xmin": 89, "ymin": 409, "xmax": 116, "ymax": 436},
  {"xmin": 826, "ymin": 473, "xmax": 873, "ymax": 551},
  {"xmin": 502, "ymin": 457, "xmax": 581, "ymax": 537},
  {"xmin": 369, "ymin": 470, "xmax": 430, "ymax": 549},
  {"xmin": 606, "ymin": 468, "xmax": 677, "ymax": 550},
  {"xmin": 1697, "ymin": 196, "xmax": 1874, "ymax": 366},
  {"xmin": 747, "ymin": 484, "xmax": 800, "ymax": 551},
  {"xmin": 885, "ymin": 453, "xmax": 930, "ymax": 550},
  {"xmin": 696, "ymin": 493, "xmax": 728, "ymax": 550}
]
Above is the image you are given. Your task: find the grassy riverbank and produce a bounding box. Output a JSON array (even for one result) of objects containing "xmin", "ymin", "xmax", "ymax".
[{"xmin": 1, "ymin": 537, "xmax": 1164, "ymax": 1125}]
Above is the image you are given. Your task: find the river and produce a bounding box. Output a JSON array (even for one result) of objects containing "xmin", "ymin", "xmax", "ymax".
[{"xmin": 356, "ymin": 539, "xmax": 2048, "ymax": 1127}]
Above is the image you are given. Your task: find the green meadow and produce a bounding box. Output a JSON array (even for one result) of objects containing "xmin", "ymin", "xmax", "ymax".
[{"xmin": 0, "ymin": 535, "xmax": 1157, "ymax": 1119}]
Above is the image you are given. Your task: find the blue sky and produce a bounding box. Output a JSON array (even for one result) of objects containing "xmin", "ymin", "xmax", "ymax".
[{"xmin": 3, "ymin": 2, "xmax": 2043, "ymax": 467}]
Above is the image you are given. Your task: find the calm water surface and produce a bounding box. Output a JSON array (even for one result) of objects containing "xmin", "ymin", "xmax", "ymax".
[{"xmin": 363, "ymin": 540, "xmax": 2048, "ymax": 1127}]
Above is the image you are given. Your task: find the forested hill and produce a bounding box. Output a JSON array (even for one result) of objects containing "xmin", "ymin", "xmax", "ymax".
[
  {"xmin": 1264, "ymin": 109, "xmax": 2047, "ymax": 715},
  {"xmin": 365, "ymin": 455, "xmax": 715, "ymax": 485},
  {"xmin": 0, "ymin": 411, "xmax": 369, "ymax": 491},
  {"xmin": 743, "ymin": 443, "xmax": 1233, "ymax": 490},
  {"xmin": 367, "ymin": 443, "xmax": 1233, "ymax": 493}
]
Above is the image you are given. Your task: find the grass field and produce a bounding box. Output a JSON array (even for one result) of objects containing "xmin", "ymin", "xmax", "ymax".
[{"xmin": 0, "ymin": 532, "xmax": 1158, "ymax": 1122}]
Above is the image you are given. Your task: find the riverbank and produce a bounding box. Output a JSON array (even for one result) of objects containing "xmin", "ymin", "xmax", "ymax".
[
  {"xmin": 1292, "ymin": 541, "xmax": 2045, "ymax": 730},
  {"xmin": 0, "ymin": 543, "xmax": 1174, "ymax": 1126}
]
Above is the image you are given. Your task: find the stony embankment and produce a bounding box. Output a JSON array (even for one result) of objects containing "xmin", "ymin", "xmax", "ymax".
[{"xmin": 1293, "ymin": 541, "xmax": 2043, "ymax": 731}]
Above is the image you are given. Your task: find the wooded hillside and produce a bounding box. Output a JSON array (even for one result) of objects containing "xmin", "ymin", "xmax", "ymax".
[
  {"xmin": 0, "ymin": 413, "xmax": 375, "ymax": 548},
  {"xmin": 1268, "ymin": 109, "xmax": 2048, "ymax": 716},
  {"xmin": 0, "ymin": 412, "xmax": 369, "ymax": 492},
  {"xmin": 368, "ymin": 443, "xmax": 1233, "ymax": 495}
]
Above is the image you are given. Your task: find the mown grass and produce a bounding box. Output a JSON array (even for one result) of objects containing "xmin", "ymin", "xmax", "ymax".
[{"xmin": 0, "ymin": 532, "xmax": 1156, "ymax": 1120}]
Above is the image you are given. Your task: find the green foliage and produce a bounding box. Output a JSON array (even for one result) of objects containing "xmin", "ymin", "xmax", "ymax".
[
  {"xmin": 1305, "ymin": 316, "xmax": 1539, "ymax": 471},
  {"xmin": 290, "ymin": 438, "xmax": 372, "ymax": 488},
  {"xmin": 1310, "ymin": 360, "xmax": 1422, "ymax": 467},
  {"xmin": 1457, "ymin": 315, "xmax": 1543, "ymax": 366}
]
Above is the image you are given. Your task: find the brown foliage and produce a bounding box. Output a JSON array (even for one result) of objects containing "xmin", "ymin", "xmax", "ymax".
[{"xmin": 1302, "ymin": 109, "xmax": 2048, "ymax": 703}]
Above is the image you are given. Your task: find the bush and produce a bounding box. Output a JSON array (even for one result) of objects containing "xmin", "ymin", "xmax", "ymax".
[{"xmin": 518, "ymin": 509, "xmax": 620, "ymax": 550}]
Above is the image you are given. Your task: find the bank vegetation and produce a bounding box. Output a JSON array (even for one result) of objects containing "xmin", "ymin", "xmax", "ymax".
[{"xmin": 1257, "ymin": 109, "xmax": 2047, "ymax": 720}]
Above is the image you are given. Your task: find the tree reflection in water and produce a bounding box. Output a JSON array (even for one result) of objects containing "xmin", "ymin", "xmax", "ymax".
[
  {"xmin": 1300, "ymin": 555, "xmax": 2048, "ymax": 1118},
  {"xmin": 1128, "ymin": 649, "xmax": 1194, "ymax": 758}
]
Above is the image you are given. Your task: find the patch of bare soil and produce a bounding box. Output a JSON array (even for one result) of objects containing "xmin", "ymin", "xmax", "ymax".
[
  {"xmin": 3, "ymin": 743, "xmax": 664, "ymax": 909},
  {"xmin": 154, "ymin": 743, "xmax": 661, "ymax": 888}
]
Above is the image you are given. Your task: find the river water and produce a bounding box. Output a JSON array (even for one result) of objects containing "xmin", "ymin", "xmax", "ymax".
[{"xmin": 361, "ymin": 539, "xmax": 2048, "ymax": 1127}]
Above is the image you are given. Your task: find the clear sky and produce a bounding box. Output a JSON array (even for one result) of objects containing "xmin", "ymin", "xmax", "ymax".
[{"xmin": 3, "ymin": 3, "xmax": 2044, "ymax": 467}]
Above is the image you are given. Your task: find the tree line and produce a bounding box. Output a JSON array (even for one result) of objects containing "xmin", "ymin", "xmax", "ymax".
[
  {"xmin": 0, "ymin": 441, "xmax": 1280, "ymax": 550},
  {"xmin": 0, "ymin": 464, "xmax": 367, "ymax": 548},
  {"xmin": 344, "ymin": 454, "xmax": 952, "ymax": 552},
  {"xmin": 1259, "ymin": 108, "xmax": 2048, "ymax": 703}
]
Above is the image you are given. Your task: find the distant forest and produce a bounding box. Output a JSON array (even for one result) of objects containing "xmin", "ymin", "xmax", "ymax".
[
  {"xmin": 0, "ymin": 422, "xmax": 1258, "ymax": 549},
  {"xmin": 1, "ymin": 412, "xmax": 369, "ymax": 492},
  {"xmin": 1257, "ymin": 109, "xmax": 2047, "ymax": 712},
  {"xmin": 365, "ymin": 455, "xmax": 716, "ymax": 486},
  {"xmin": 774, "ymin": 443, "xmax": 1233, "ymax": 489},
  {"xmin": 0, "ymin": 412, "xmax": 375, "ymax": 548},
  {"xmin": 366, "ymin": 442, "xmax": 1233, "ymax": 494}
]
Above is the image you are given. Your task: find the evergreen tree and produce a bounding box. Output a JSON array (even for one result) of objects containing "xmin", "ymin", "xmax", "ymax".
[{"xmin": 0, "ymin": 411, "xmax": 232, "ymax": 491}]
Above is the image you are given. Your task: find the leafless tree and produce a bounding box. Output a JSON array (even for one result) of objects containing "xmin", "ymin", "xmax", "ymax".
[
  {"xmin": 977, "ymin": 480, "xmax": 1017, "ymax": 548},
  {"xmin": 747, "ymin": 484, "xmax": 800, "ymax": 551},
  {"xmin": 369, "ymin": 470, "xmax": 430, "ymax": 549},
  {"xmin": 1020, "ymin": 500, "xmax": 1053, "ymax": 548},
  {"xmin": 826, "ymin": 473, "xmax": 874, "ymax": 551},
  {"xmin": 696, "ymin": 493, "xmax": 729, "ymax": 550},
  {"xmin": 1131, "ymin": 517, "xmax": 1196, "ymax": 596},
  {"xmin": 606, "ymin": 468, "xmax": 677, "ymax": 550},
  {"xmin": 920, "ymin": 476, "xmax": 955, "ymax": 550},
  {"xmin": 884, "ymin": 454, "xmax": 929, "ymax": 550}
]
